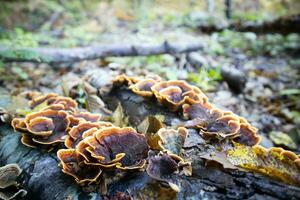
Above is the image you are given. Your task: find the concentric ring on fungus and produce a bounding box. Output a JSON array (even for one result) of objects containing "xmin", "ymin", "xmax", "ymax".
[
  {"xmin": 29, "ymin": 93, "xmax": 78, "ymax": 112},
  {"xmin": 29, "ymin": 93, "xmax": 58, "ymax": 108},
  {"xmin": 129, "ymin": 78, "xmax": 157, "ymax": 97},
  {"xmin": 11, "ymin": 118, "xmax": 27, "ymax": 132},
  {"xmin": 71, "ymin": 112, "xmax": 101, "ymax": 123},
  {"xmin": 57, "ymin": 149, "xmax": 102, "ymax": 184},
  {"xmin": 76, "ymin": 127, "xmax": 149, "ymax": 169},
  {"xmin": 65, "ymin": 121, "xmax": 114, "ymax": 148},
  {"xmin": 24, "ymin": 110, "xmax": 70, "ymax": 145},
  {"xmin": 151, "ymin": 80, "xmax": 208, "ymax": 111},
  {"xmin": 233, "ymin": 122, "xmax": 261, "ymax": 146}
]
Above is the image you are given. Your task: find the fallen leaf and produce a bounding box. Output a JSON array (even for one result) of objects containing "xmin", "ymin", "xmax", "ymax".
[
  {"xmin": 111, "ymin": 103, "xmax": 129, "ymax": 127},
  {"xmin": 269, "ymin": 131, "xmax": 297, "ymax": 150},
  {"xmin": 157, "ymin": 127, "xmax": 187, "ymax": 156}
]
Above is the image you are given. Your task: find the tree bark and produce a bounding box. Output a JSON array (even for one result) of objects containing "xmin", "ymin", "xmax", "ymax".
[{"xmin": 0, "ymin": 86, "xmax": 300, "ymax": 199}]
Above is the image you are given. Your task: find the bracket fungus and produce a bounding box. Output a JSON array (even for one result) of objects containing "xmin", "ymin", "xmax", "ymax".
[
  {"xmin": 71, "ymin": 112, "xmax": 101, "ymax": 123},
  {"xmin": 129, "ymin": 78, "xmax": 157, "ymax": 97},
  {"xmin": 12, "ymin": 110, "xmax": 70, "ymax": 147},
  {"xmin": 151, "ymin": 80, "xmax": 208, "ymax": 111},
  {"xmin": 113, "ymin": 75, "xmax": 140, "ymax": 86},
  {"xmin": 29, "ymin": 93, "xmax": 78, "ymax": 112},
  {"xmin": 112, "ymin": 75, "xmax": 261, "ymax": 147},
  {"xmin": 65, "ymin": 121, "xmax": 113, "ymax": 148},
  {"xmin": 79, "ymin": 127, "xmax": 149, "ymax": 169},
  {"xmin": 57, "ymin": 149, "xmax": 102, "ymax": 185},
  {"xmin": 57, "ymin": 126, "xmax": 149, "ymax": 184}
]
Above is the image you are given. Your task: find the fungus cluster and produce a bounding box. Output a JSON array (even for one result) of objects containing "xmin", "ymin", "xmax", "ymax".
[
  {"xmin": 11, "ymin": 93, "xmax": 101, "ymax": 148},
  {"xmin": 11, "ymin": 93, "xmax": 151, "ymax": 185},
  {"xmin": 10, "ymin": 76, "xmax": 300, "ymax": 188},
  {"xmin": 114, "ymin": 75, "xmax": 300, "ymax": 185},
  {"xmin": 58, "ymin": 126, "xmax": 149, "ymax": 184},
  {"xmin": 114, "ymin": 75, "xmax": 260, "ymax": 146}
]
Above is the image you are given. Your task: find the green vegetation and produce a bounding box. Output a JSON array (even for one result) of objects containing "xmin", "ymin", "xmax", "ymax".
[
  {"xmin": 188, "ymin": 66, "xmax": 222, "ymax": 91},
  {"xmin": 206, "ymin": 30, "xmax": 300, "ymax": 56}
]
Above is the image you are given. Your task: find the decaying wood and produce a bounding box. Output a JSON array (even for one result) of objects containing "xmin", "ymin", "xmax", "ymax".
[
  {"xmin": 0, "ymin": 41, "xmax": 203, "ymax": 64},
  {"xmin": 0, "ymin": 86, "xmax": 300, "ymax": 199}
]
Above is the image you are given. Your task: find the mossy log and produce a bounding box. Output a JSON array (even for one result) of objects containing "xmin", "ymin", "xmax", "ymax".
[{"xmin": 0, "ymin": 86, "xmax": 300, "ymax": 199}]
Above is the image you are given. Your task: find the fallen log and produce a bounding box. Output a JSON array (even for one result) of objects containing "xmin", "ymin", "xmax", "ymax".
[
  {"xmin": 0, "ymin": 41, "xmax": 203, "ymax": 64},
  {"xmin": 1, "ymin": 86, "xmax": 299, "ymax": 199},
  {"xmin": 195, "ymin": 14, "xmax": 300, "ymax": 35}
]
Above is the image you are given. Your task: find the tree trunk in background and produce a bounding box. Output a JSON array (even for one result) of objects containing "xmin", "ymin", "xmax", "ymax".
[{"xmin": 225, "ymin": 0, "xmax": 232, "ymax": 19}]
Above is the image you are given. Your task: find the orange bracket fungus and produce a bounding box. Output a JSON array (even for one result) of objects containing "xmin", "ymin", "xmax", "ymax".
[
  {"xmin": 232, "ymin": 122, "xmax": 261, "ymax": 146},
  {"xmin": 151, "ymin": 80, "xmax": 207, "ymax": 111},
  {"xmin": 57, "ymin": 149, "xmax": 102, "ymax": 184},
  {"xmin": 65, "ymin": 121, "xmax": 113, "ymax": 148},
  {"xmin": 113, "ymin": 75, "xmax": 140, "ymax": 86},
  {"xmin": 12, "ymin": 110, "xmax": 70, "ymax": 147},
  {"xmin": 71, "ymin": 112, "xmax": 101, "ymax": 123},
  {"xmin": 129, "ymin": 78, "xmax": 157, "ymax": 97},
  {"xmin": 29, "ymin": 93, "xmax": 78, "ymax": 112},
  {"xmin": 57, "ymin": 126, "xmax": 149, "ymax": 183},
  {"xmin": 78, "ymin": 127, "xmax": 149, "ymax": 169}
]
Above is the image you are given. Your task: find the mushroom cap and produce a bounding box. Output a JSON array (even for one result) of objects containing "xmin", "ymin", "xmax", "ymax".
[
  {"xmin": 233, "ymin": 122, "xmax": 261, "ymax": 146},
  {"xmin": 29, "ymin": 93, "xmax": 77, "ymax": 112},
  {"xmin": 57, "ymin": 149, "xmax": 102, "ymax": 184},
  {"xmin": 0, "ymin": 163, "xmax": 22, "ymax": 189},
  {"xmin": 76, "ymin": 127, "xmax": 149, "ymax": 169},
  {"xmin": 65, "ymin": 121, "xmax": 113, "ymax": 148},
  {"xmin": 202, "ymin": 114, "xmax": 240, "ymax": 138},
  {"xmin": 182, "ymin": 102, "xmax": 217, "ymax": 120},
  {"xmin": 151, "ymin": 80, "xmax": 208, "ymax": 111},
  {"xmin": 51, "ymin": 96, "xmax": 78, "ymax": 112},
  {"xmin": 129, "ymin": 78, "xmax": 157, "ymax": 97},
  {"xmin": 24, "ymin": 110, "xmax": 70, "ymax": 145},
  {"xmin": 29, "ymin": 93, "xmax": 58, "ymax": 108},
  {"xmin": 113, "ymin": 75, "xmax": 140, "ymax": 86},
  {"xmin": 11, "ymin": 118, "xmax": 27, "ymax": 132},
  {"xmin": 72, "ymin": 111, "xmax": 101, "ymax": 123}
]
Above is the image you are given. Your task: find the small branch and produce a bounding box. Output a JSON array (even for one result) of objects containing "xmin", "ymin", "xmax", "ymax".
[{"xmin": 0, "ymin": 41, "xmax": 203, "ymax": 64}]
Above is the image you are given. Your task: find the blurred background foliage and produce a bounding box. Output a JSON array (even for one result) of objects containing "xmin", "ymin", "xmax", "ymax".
[{"xmin": 1, "ymin": 0, "xmax": 300, "ymax": 48}]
